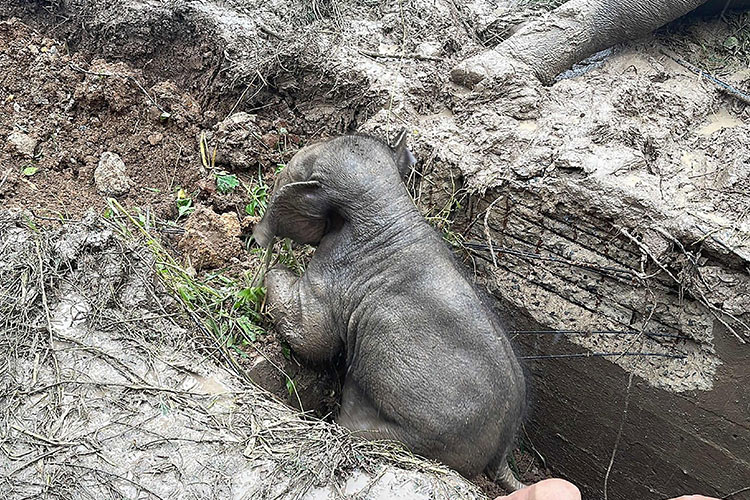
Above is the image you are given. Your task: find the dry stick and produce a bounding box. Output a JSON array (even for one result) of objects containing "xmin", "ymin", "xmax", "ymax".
[
  {"xmin": 463, "ymin": 240, "xmax": 637, "ymax": 281},
  {"xmin": 0, "ymin": 169, "xmax": 10, "ymax": 192},
  {"xmin": 483, "ymin": 196, "xmax": 504, "ymax": 268},
  {"xmin": 358, "ymin": 49, "xmax": 444, "ymax": 62},
  {"xmin": 34, "ymin": 240, "xmax": 62, "ymax": 404},
  {"xmin": 522, "ymin": 352, "xmax": 685, "ymax": 360},
  {"xmin": 722, "ymin": 486, "xmax": 750, "ymax": 499},
  {"xmin": 511, "ymin": 329, "xmax": 687, "ymax": 339},
  {"xmin": 60, "ymin": 463, "xmax": 166, "ymax": 500},
  {"xmin": 11, "ymin": 424, "xmax": 79, "ymax": 447},
  {"xmin": 8, "ymin": 448, "xmax": 64, "ymax": 476},
  {"xmin": 654, "ymin": 227, "xmax": 750, "ymax": 341},
  {"xmin": 603, "ymin": 371, "xmax": 635, "ymax": 500},
  {"xmin": 660, "ymin": 49, "xmax": 750, "ymax": 105},
  {"xmin": 225, "ymin": 72, "xmax": 264, "ymax": 119},
  {"xmin": 54, "ymin": 332, "xmax": 149, "ymax": 385}
]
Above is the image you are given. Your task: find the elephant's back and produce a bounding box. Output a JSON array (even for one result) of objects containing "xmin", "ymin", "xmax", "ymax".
[{"xmin": 344, "ymin": 260, "xmax": 525, "ymax": 474}]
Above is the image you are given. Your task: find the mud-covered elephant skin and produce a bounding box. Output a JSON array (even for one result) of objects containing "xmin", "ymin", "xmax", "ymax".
[{"xmin": 253, "ymin": 133, "xmax": 527, "ymax": 491}]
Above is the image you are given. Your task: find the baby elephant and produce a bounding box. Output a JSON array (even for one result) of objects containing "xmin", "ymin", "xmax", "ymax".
[{"xmin": 253, "ymin": 132, "xmax": 527, "ymax": 491}]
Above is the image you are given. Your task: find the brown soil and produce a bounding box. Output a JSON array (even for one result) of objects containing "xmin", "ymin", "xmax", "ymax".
[{"xmin": 0, "ymin": 17, "xmax": 337, "ymax": 418}]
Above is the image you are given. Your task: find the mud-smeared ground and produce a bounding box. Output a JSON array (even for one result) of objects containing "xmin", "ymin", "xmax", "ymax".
[{"xmin": 0, "ymin": 210, "xmax": 487, "ymax": 499}]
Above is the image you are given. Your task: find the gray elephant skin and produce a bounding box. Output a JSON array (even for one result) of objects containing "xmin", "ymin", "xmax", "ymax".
[{"xmin": 253, "ymin": 133, "xmax": 527, "ymax": 490}]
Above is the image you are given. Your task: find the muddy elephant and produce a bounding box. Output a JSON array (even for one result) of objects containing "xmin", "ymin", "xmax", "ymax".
[
  {"xmin": 253, "ymin": 132, "xmax": 527, "ymax": 491},
  {"xmin": 453, "ymin": 0, "xmax": 750, "ymax": 87}
]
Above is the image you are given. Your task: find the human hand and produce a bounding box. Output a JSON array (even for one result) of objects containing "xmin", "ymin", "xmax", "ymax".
[
  {"xmin": 495, "ymin": 478, "xmax": 581, "ymax": 500},
  {"xmin": 494, "ymin": 479, "xmax": 719, "ymax": 500}
]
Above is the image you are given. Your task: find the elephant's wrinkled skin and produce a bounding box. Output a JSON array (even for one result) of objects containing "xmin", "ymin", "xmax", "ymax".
[{"xmin": 253, "ymin": 134, "xmax": 527, "ymax": 490}]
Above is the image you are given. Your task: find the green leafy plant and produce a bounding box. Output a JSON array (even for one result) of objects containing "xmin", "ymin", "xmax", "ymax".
[
  {"xmin": 175, "ymin": 188, "xmax": 194, "ymax": 218},
  {"xmin": 104, "ymin": 198, "xmax": 306, "ymax": 409},
  {"xmin": 216, "ymin": 173, "xmax": 240, "ymax": 194},
  {"xmin": 285, "ymin": 377, "xmax": 297, "ymax": 395},
  {"xmin": 243, "ymin": 173, "xmax": 270, "ymax": 217},
  {"xmin": 22, "ymin": 166, "xmax": 38, "ymax": 176},
  {"xmin": 106, "ymin": 199, "xmax": 269, "ymax": 350}
]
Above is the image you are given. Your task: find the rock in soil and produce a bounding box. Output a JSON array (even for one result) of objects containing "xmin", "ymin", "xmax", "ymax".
[
  {"xmin": 94, "ymin": 151, "xmax": 131, "ymax": 196},
  {"xmin": 6, "ymin": 131, "xmax": 37, "ymax": 158}
]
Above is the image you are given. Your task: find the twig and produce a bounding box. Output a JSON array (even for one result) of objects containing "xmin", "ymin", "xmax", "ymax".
[
  {"xmin": 521, "ymin": 352, "xmax": 685, "ymax": 360},
  {"xmin": 358, "ymin": 49, "xmax": 444, "ymax": 62},
  {"xmin": 660, "ymin": 49, "xmax": 750, "ymax": 105},
  {"xmin": 59, "ymin": 463, "xmax": 166, "ymax": 500},
  {"xmin": 8, "ymin": 449, "xmax": 64, "ymax": 476},
  {"xmin": 11, "ymin": 424, "xmax": 80, "ymax": 447},
  {"xmin": 483, "ymin": 196, "xmax": 504, "ymax": 268},
  {"xmin": 464, "ymin": 240, "xmax": 638, "ymax": 281},
  {"xmin": 722, "ymin": 486, "xmax": 750, "ymax": 499},
  {"xmin": 511, "ymin": 329, "xmax": 686, "ymax": 339},
  {"xmin": 620, "ymin": 228, "xmax": 747, "ymax": 344},
  {"xmin": 603, "ymin": 371, "xmax": 635, "ymax": 500},
  {"xmin": 0, "ymin": 168, "xmax": 10, "ymax": 192},
  {"xmin": 35, "ymin": 240, "xmax": 62, "ymax": 403}
]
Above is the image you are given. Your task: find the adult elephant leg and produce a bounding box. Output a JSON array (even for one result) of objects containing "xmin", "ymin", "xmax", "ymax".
[{"xmin": 452, "ymin": 0, "xmax": 709, "ymax": 88}]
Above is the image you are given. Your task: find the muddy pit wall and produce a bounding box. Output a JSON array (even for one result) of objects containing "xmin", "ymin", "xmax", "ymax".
[
  {"xmin": 466, "ymin": 189, "xmax": 750, "ymax": 499},
  {"xmin": 0, "ymin": 0, "xmax": 481, "ymax": 132}
]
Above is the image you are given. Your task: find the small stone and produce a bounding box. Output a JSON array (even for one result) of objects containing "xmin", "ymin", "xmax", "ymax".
[
  {"xmin": 147, "ymin": 132, "xmax": 163, "ymax": 145},
  {"xmin": 225, "ymin": 112, "xmax": 256, "ymax": 127},
  {"xmin": 218, "ymin": 212, "xmax": 242, "ymax": 238},
  {"xmin": 94, "ymin": 152, "xmax": 131, "ymax": 196},
  {"xmin": 7, "ymin": 132, "xmax": 37, "ymax": 158}
]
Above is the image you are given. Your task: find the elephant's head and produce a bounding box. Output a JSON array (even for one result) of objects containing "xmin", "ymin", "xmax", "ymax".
[{"xmin": 253, "ymin": 130, "xmax": 416, "ymax": 247}]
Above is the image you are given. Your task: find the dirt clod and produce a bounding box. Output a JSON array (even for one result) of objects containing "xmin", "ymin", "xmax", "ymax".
[
  {"xmin": 94, "ymin": 151, "xmax": 131, "ymax": 195},
  {"xmin": 178, "ymin": 205, "xmax": 243, "ymax": 270}
]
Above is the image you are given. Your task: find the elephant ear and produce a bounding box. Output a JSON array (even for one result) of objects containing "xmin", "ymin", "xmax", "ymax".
[
  {"xmin": 253, "ymin": 180, "xmax": 328, "ymax": 247},
  {"xmin": 391, "ymin": 128, "xmax": 417, "ymax": 178}
]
